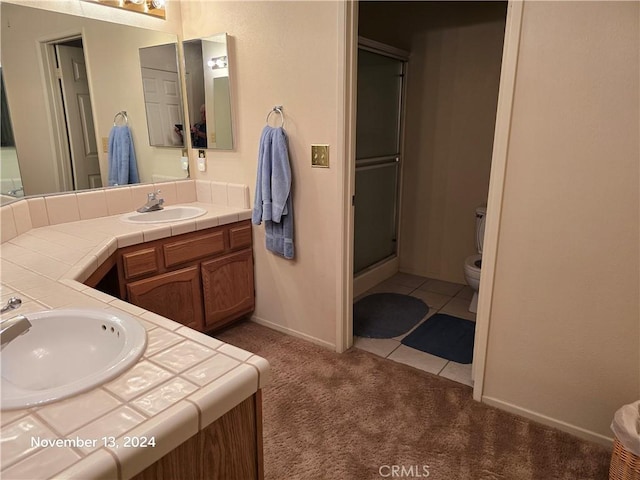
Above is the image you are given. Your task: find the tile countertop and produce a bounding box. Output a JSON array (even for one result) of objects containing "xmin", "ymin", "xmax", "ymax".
[{"xmin": 0, "ymin": 200, "xmax": 270, "ymax": 480}]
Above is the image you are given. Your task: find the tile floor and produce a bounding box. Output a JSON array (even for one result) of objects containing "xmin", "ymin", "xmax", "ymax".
[{"xmin": 353, "ymin": 272, "xmax": 475, "ymax": 387}]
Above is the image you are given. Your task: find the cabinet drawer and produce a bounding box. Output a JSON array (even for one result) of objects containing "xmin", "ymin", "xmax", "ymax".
[
  {"xmin": 122, "ymin": 247, "xmax": 159, "ymax": 279},
  {"xmin": 163, "ymin": 231, "xmax": 226, "ymax": 267},
  {"xmin": 229, "ymin": 223, "xmax": 252, "ymax": 250}
]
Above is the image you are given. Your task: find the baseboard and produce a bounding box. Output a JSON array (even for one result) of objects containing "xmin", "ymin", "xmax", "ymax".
[
  {"xmin": 482, "ymin": 396, "xmax": 614, "ymax": 448},
  {"xmin": 353, "ymin": 257, "xmax": 399, "ymax": 298},
  {"xmin": 250, "ymin": 315, "xmax": 336, "ymax": 351}
]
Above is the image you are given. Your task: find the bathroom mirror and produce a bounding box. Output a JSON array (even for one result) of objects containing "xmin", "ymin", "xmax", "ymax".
[
  {"xmin": 0, "ymin": 68, "xmax": 22, "ymax": 205},
  {"xmin": 183, "ymin": 34, "xmax": 234, "ymax": 150},
  {"xmin": 139, "ymin": 43, "xmax": 184, "ymax": 148},
  {"xmin": 0, "ymin": 2, "xmax": 188, "ymax": 201}
]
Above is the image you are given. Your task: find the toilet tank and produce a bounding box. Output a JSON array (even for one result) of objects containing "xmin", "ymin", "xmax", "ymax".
[{"xmin": 475, "ymin": 206, "xmax": 487, "ymax": 254}]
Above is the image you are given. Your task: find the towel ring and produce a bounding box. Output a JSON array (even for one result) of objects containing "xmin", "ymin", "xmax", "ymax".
[
  {"xmin": 113, "ymin": 111, "xmax": 128, "ymax": 126},
  {"xmin": 266, "ymin": 106, "xmax": 285, "ymax": 128}
]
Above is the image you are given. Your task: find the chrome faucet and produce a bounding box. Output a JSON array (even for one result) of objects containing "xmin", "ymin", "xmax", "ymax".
[
  {"xmin": 136, "ymin": 189, "xmax": 164, "ymax": 213},
  {"xmin": 1, "ymin": 297, "xmax": 22, "ymax": 314},
  {"xmin": 1, "ymin": 315, "xmax": 31, "ymax": 348}
]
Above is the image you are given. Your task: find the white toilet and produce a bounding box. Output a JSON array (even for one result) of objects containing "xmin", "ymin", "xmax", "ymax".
[{"xmin": 463, "ymin": 206, "xmax": 487, "ymax": 313}]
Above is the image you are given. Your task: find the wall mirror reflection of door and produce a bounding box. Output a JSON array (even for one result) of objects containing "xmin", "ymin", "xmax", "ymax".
[
  {"xmin": 54, "ymin": 39, "xmax": 102, "ymax": 192},
  {"xmin": 139, "ymin": 43, "xmax": 184, "ymax": 148}
]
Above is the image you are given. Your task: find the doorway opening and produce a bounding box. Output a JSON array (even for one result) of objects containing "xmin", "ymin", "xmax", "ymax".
[
  {"xmin": 43, "ymin": 36, "xmax": 102, "ymax": 192},
  {"xmin": 348, "ymin": 1, "xmax": 509, "ymax": 387}
]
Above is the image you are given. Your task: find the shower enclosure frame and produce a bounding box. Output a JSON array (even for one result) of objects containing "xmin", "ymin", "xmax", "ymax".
[{"xmin": 352, "ymin": 37, "xmax": 410, "ymax": 296}]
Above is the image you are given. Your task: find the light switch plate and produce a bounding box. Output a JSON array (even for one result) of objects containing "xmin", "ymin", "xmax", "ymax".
[
  {"xmin": 311, "ymin": 144, "xmax": 329, "ymax": 168},
  {"xmin": 102, "ymin": 137, "xmax": 109, "ymax": 153}
]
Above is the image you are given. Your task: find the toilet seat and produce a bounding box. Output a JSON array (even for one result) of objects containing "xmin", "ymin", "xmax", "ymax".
[{"xmin": 464, "ymin": 254, "xmax": 482, "ymax": 278}]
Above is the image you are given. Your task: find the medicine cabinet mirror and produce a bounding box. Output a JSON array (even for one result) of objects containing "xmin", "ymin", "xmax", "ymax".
[{"xmin": 182, "ymin": 33, "xmax": 234, "ymax": 150}]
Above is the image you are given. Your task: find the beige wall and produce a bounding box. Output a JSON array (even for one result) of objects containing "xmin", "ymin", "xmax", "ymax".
[
  {"xmin": 359, "ymin": 2, "xmax": 507, "ymax": 284},
  {"xmin": 180, "ymin": 1, "xmax": 344, "ymax": 347},
  {"xmin": 1, "ymin": 1, "xmax": 185, "ymax": 195},
  {"xmin": 483, "ymin": 1, "xmax": 639, "ymax": 441}
]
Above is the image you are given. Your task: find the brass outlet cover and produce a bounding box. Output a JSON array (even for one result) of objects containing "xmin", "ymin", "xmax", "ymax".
[
  {"xmin": 102, "ymin": 137, "xmax": 109, "ymax": 153},
  {"xmin": 311, "ymin": 144, "xmax": 329, "ymax": 168}
]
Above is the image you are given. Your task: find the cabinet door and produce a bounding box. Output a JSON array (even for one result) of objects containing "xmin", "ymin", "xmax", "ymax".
[
  {"xmin": 127, "ymin": 265, "xmax": 204, "ymax": 331},
  {"xmin": 201, "ymin": 249, "xmax": 254, "ymax": 330}
]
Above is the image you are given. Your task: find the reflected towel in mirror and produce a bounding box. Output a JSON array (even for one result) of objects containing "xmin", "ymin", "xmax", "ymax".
[{"xmin": 108, "ymin": 125, "xmax": 140, "ymax": 186}]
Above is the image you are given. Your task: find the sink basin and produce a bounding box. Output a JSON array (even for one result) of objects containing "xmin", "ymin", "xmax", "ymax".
[
  {"xmin": 1, "ymin": 309, "xmax": 147, "ymax": 410},
  {"xmin": 121, "ymin": 205, "xmax": 207, "ymax": 224}
]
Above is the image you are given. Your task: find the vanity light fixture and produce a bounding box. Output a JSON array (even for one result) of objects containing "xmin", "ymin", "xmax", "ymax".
[
  {"xmin": 85, "ymin": 0, "xmax": 166, "ymax": 19},
  {"xmin": 207, "ymin": 56, "xmax": 228, "ymax": 70}
]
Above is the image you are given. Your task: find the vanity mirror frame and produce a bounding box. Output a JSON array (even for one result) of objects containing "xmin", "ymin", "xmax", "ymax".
[{"xmin": 0, "ymin": 2, "xmax": 188, "ymax": 205}]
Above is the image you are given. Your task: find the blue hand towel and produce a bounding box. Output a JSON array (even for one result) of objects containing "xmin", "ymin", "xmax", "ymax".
[
  {"xmin": 252, "ymin": 126, "xmax": 294, "ymax": 260},
  {"xmin": 108, "ymin": 125, "xmax": 140, "ymax": 186}
]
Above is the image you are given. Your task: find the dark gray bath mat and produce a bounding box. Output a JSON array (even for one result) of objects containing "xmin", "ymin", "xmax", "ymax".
[
  {"xmin": 401, "ymin": 313, "xmax": 475, "ymax": 363},
  {"xmin": 353, "ymin": 293, "xmax": 429, "ymax": 338}
]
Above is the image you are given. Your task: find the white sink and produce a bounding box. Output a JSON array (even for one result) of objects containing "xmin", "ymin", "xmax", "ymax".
[
  {"xmin": 1, "ymin": 309, "xmax": 147, "ymax": 410},
  {"xmin": 121, "ymin": 205, "xmax": 207, "ymax": 224}
]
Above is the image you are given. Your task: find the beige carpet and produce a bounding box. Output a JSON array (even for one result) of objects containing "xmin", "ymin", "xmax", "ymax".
[{"xmin": 216, "ymin": 321, "xmax": 611, "ymax": 480}]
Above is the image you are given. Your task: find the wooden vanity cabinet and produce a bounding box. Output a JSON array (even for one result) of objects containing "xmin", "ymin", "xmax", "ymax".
[{"xmin": 115, "ymin": 220, "xmax": 254, "ymax": 332}]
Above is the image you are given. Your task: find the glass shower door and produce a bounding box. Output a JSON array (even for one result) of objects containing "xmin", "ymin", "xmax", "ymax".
[{"xmin": 354, "ymin": 47, "xmax": 405, "ymax": 274}]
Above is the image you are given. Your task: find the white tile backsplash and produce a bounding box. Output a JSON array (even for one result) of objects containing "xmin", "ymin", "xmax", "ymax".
[
  {"xmin": 11, "ymin": 200, "xmax": 32, "ymax": 235},
  {"xmin": 195, "ymin": 180, "xmax": 213, "ymax": 204},
  {"xmin": 105, "ymin": 186, "xmax": 134, "ymax": 215},
  {"xmin": 210, "ymin": 181, "xmax": 228, "ymax": 206},
  {"xmin": 77, "ymin": 190, "xmax": 109, "ymax": 220},
  {"xmin": 153, "ymin": 181, "xmax": 177, "ymax": 206},
  {"xmin": 45, "ymin": 194, "xmax": 80, "ymax": 225},
  {"xmin": 175, "ymin": 180, "xmax": 197, "ymax": 203},
  {"xmin": 1, "ymin": 205, "xmax": 17, "ymax": 243},
  {"xmin": 27, "ymin": 197, "xmax": 49, "ymax": 228},
  {"xmin": 227, "ymin": 183, "xmax": 250, "ymax": 209}
]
